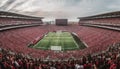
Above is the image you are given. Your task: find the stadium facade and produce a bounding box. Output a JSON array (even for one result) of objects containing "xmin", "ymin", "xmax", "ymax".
[
  {"xmin": 78, "ymin": 11, "xmax": 120, "ymax": 31},
  {"xmin": 0, "ymin": 11, "xmax": 43, "ymax": 31}
]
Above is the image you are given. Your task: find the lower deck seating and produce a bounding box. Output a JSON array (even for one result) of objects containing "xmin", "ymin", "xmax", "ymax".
[
  {"xmin": 0, "ymin": 37, "xmax": 120, "ymax": 69},
  {"xmin": 0, "ymin": 25, "xmax": 120, "ymax": 59}
]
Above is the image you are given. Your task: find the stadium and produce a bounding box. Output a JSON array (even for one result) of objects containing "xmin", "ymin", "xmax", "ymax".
[{"xmin": 0, "ymin": 0, "xmax": 120, "ymax": 69}]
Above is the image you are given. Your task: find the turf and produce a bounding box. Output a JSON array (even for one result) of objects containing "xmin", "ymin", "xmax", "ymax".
[{"xmin": 33, "ymin": 32, "xmax": 80, "ymax": 51}]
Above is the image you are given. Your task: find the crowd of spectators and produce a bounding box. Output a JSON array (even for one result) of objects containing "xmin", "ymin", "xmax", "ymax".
[
  {"xmin": 0, "ymin": 43, "xmax": 120, "ymax": 69},
  {"xmin": 1, "ymin": 25, "xmax": 120, "ymax": 59}
]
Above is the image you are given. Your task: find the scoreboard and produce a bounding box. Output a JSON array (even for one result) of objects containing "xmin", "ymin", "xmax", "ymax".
[{"xmin": 55, "ymin": 19, "xmax": 68, "ymax": 26}]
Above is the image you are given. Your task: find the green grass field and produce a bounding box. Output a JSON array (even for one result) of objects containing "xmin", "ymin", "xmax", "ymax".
[{"xmin": 32, "ymin": 32, "xmax": 80, "ymax": 51}]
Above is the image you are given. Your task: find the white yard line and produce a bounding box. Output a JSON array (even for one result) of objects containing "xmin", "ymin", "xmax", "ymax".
[{"xmin": 71, "ymin": 36, "xmax": 79, "ymax": 48}]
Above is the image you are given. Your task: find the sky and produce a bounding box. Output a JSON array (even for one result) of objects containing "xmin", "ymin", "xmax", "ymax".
[{"xmin": 0, "ymin": 0, "xmax": 120, "ymax": 21}]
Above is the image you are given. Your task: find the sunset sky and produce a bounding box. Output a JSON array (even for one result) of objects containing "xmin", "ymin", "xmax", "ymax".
[{"xmin": 0, "ymin": 0, "xmax": 120, "ymax": 21}]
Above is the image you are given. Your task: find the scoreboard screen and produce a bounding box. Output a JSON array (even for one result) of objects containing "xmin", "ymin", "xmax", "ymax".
[{"xmin": 56, "ymin": 19, "xmax": 68, "ymax": 26}]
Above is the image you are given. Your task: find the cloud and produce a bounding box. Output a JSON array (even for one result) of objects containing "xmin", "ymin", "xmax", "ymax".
[
  {"xmin": 0, "ymin": 0, "xmax": 15, "ymax": 10},
  {"xmin": 107, "ymin": 0, "xmax": 120, "ymax": 10}
]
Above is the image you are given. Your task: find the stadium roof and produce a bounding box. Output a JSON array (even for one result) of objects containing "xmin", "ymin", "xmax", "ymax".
[
  {"xmin": 78, "ymin": 11, "xmax": 120, "ymax": 20},
  {"xmin": 0, "ymin": 11, "xmax": 44, "ymax": 20}
]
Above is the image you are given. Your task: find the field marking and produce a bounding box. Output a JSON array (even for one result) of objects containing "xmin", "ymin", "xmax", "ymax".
[
  {"xmin": 71, "ymin": 35, "xmax": 79, "ymax": 48},
  {"xmin": 33, "ymin": 32, "xmax": 80, "ymax": 51}
]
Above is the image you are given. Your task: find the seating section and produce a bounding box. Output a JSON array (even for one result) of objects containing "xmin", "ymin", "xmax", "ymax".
[
  {"xmin": 0, "ymin": 25, "xmax": 120, "ymax": 59},
  {"xmin": 79, "ymin": 18, "xmax": 120, "ymax": 26},
  {"xmin": 0, "ymin": 42, "xmax": 120, "ymax": 69},
  {"xmin": 0, "ymin": 18, "xmax": 42, "ymax": 26}
]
